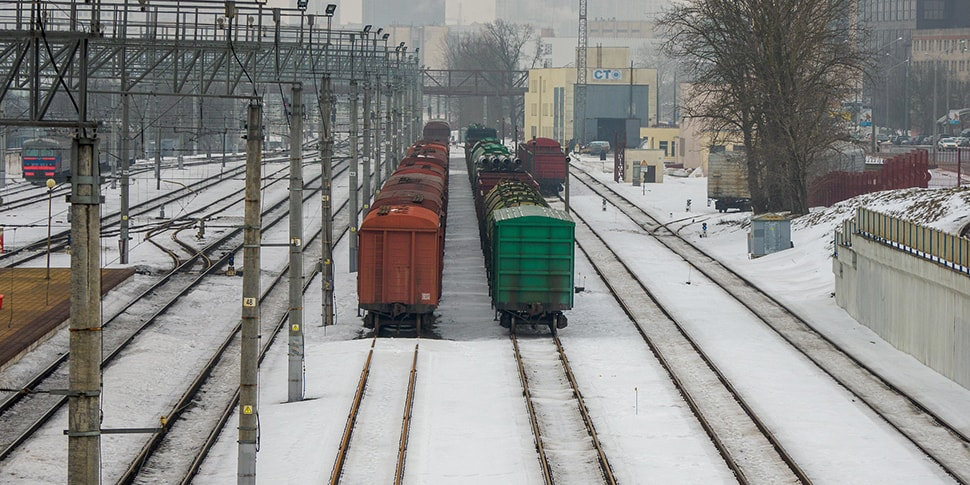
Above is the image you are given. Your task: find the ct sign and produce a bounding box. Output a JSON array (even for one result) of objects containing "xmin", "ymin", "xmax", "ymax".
[{"xmin": 592, "ymin": 69, "xmax": 622, "ymax": 81}]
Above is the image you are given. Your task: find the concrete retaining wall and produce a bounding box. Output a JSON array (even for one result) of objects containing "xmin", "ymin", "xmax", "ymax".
[{"xmin": 834, "ymin": 235, "xmax": 970, "ymax": 390}]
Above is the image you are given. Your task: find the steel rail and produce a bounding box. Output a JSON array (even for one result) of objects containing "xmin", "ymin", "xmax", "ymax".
[
  {"xmin": 394, "ymin": 344, "xmax": 420, "ymax": 485},
  {"xmin": 329, "ymin": 337, "xmax": 378, "ymax": 485},
  {"xmin": 119, "ymin": 168, "xmax": 349, "ymax": 483},
  {"xmin": 552, "ymin": 336, "xmax": 618, "ymax": 485},
  {"xmin": 175, "ymin": 173, "xmax": 355, "ymax": 484},
  {"xmin": 0, "ymin": 160, "xmax": 250, "ymax": 265},
  {"xmin": 572, "ymin": 165, "xmax": 970, "ymax": 482},
  {"xmin": 510, "ymin": 334, "xmax": 554, "ymax": 485},
  {"xmin": 0, "ymin": 166, "xmax": 322, "ymax": 462},
  {"xmin": 566, "ymin": 199, "xmax": 805, "ymax": 484}
]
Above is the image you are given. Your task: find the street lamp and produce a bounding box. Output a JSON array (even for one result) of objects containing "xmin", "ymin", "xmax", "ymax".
[
  {"xmin": 886, "ymin": 58, "xmax": 909, "ymax": 143},
  {"xmin": 45, "ymin": 178, "xmax": 56, "ymax": 281},
  {"xmin": 324, "ymin": 4, "xmax": 336, "ymax": 71},
  {"xmin": 870, "ymin": 35, "xmax": 904, "ymax": 152}
]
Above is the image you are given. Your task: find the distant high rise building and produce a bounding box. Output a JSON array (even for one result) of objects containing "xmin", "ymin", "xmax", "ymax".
[
  {"xmin": 487, "ymin": 0, "xmax": 668, "ymax": 35},
  {"xmin": 363, "ymin": 0, "xmax": 445, "ymax": 27}
]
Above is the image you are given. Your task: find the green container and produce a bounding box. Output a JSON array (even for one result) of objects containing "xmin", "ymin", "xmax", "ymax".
[{"xmin": 489, "ymin": 205, "xmax": 575, "ymax": 312}]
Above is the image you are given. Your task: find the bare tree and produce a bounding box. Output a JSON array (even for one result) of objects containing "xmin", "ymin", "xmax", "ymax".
[
  {"xmin": 444, "ymin": 20, "xmax": 538, "ymax": 138},
  {"xmin": 483, "ymin": 20, "xmax": 540, "ymax": 137},
  {"xmin": 659, "ymin": 0, "xmax": 867, "ymax": 214}
]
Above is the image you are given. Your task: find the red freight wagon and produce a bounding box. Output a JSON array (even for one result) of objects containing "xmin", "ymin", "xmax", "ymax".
[
  {"xmin": 398, "ymin": 154, "xmax": 448, "ymax": 173},
  {"xmin": 376, "ymin": 175, "xmax": 446, "ymax": 210},
  {"xmin": 421, "ymin": 120, "xmax": 451, "ymax": 145},
  {"xmin": 393, "ymin": 162, "xmax": 448, "ymax": 181},
  {"xmin": 409, "ymin": 141, "xmax": 449, "ymax": 158},
  {"xmin": 517, "ymin": 137, "xmax": 567, "ymax": 196}
]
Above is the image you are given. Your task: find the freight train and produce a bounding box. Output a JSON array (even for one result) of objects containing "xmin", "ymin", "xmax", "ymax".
[
  {"xmin": 516, "ymin": 137, "xmax": 568, "ymax": 196},
  {"xmin": 466, "ymin": 135, "xmax": 575, "ymax": 334},
  {"xmin": 357, "ymin": 123, "xmax": 450, "ymax": 334},
  {"xmin": 464, "ymin": 123, "xmax": 497, "ymax": 153}
]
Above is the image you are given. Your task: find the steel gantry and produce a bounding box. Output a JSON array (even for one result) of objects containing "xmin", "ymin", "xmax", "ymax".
[
  {"xmin": 0, "ymin": 2, "xmax": 424, "ymax": 484},
  {"xmin": 0, "ymin": 0, "xmax": 423, "ymax": 259}
]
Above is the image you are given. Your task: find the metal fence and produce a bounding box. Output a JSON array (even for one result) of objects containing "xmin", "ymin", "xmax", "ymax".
[
  {"xmin": 844, "ymin": 207, "xmax": 970, "ymax": 275},
  {"xmin": 808, "ymin": 149, "xmax": 931, "ymax": 207},
  {"xmin": 928, "ymin": 147, "xmax": 968, "ymax": 188}
]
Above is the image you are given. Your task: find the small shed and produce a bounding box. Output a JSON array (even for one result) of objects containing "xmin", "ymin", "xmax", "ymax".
[
  {"xmin": 748, "ymin": 213, "xmax": 792, "ymax": 258},
  {"xmin": 622, "ymin": 148, "xmax": 665, "ymax": 184}
]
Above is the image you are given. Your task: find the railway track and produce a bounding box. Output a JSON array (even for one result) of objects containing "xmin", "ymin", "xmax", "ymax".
[
  {"xmin": 117, "ymin": 160, "xmax": 368, "ymax": 483},
  {"xmin": 117, "ymin": 187, "xmax": 349, "ymax": 483},
  {"xmin": 329, "ymin": 339, "xmax": 420, "ymax": 485},
  {"xmin": 0, "ymin": 163, "xmax": 330, "ymax": 465},
  {"xmin": 0, "ymin": 161, "xmax": 252, "ymax": 267},
  {"xmin": 566, "ymin": 201, "xmax": 805, "ymax": 483},
  {"xmin": 0, "ymin": 155, "xmax": 252, "ymax": 214},
  {"xmin": 511, "ymin": 333, "xmax": 617, "ymax": 485},
  {"xmin": 0, "ymin": 154, "xmax": 369, "ymax": 475},
  {"xmin": 569, "ymin": 166, "xmax": 970, "ymax": 482}
]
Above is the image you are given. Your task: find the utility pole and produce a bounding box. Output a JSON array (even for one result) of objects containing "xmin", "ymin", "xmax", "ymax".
[
  {"xmin": 373, "ymin": 34, "xmax": 383, "ymax": 191},
  {"xmin": 0, "ymin": 107, "xmax": 6, "ymax": 188},
  {"xmin": 320, "ymin": 75, "xmax": 335, "ymax": 327},
  {"xmin": 349, "ymin": 34, "xmax": 359, "ymax": 273},
  {"xmin": 155, "ymin": 112, "xmax": 162, "ymax": 190},
  {"xmin": 393, "ymin": 70, "xmax": 403, "ymax": 164},
  {"xmin": 238, "ymin": 101, "xmax": 262, "ymax": 484},
  {"xmin": 363, "ymin": 79, "xmax": 372, "ymax": 214},
  {"xmin": 287, "ymin": 84, "xmax": 304, "ymax": 402},
  {"xmin": 67, "ymin": 134, "xmax": 102, "ymax": 485},
  {"xmin": 575, "ymin": 0, "xmax": 588, "ymax": 147},
  {"xmin": 385, "ymin": 73, "xmax": 393, "ymax": 180},
  {"xmin": 120, "ymin": 59, "xmax": 131, "ymax": 263}
]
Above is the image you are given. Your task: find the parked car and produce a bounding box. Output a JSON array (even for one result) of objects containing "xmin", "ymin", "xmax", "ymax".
[
  {"xmin": 911, "ymin": 134, "xmax": 931, "ymax": 145},
  {"xmin": 938, "ymin": 137, "xmax": 960, "ymax": 150},
  {"xmin": 891, "ymin": 135, "xmax": 910, "ymax": 145},
  {"xmin": 585, "ymin": 140, "xmax": 611, "ymax": 155}
]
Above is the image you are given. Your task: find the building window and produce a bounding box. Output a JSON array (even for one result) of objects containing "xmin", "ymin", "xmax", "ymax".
[{"xmin": 923, "ymin": 0, "xmax": 944, "ymax": 20}]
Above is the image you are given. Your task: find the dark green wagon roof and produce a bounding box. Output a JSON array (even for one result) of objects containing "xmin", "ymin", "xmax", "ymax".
[{"xmin": 491, "ymin": 205, "xmax": 573, "ymax": 224}]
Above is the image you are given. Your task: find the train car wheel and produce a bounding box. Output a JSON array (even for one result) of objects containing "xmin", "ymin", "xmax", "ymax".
[{"xmin": 500, "ymin": 313, "xmax": 511, "ymax": 328}]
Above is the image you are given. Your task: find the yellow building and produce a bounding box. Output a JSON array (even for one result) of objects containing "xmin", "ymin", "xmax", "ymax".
[
  {"xmin": 523, "ymin": 47, "xmax": 659, "ymax": 149},
  {"xmin": 638, "ymin": 126, "xmax": 683, "ymax": 163}
]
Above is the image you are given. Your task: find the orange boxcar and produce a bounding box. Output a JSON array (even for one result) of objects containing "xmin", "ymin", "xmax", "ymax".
[{"xmin": 358, "ymin": 205, "xmax": 443, "ymax": 332}]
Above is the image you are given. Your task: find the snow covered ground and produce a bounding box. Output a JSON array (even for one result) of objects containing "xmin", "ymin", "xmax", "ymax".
[
  {"xmin": 196, "ymin": 154, "xmax": 970, "ymax": 483},
  {"xmin": 1, "ymin": 151, "xmax": 968, "ymax": 483}
]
